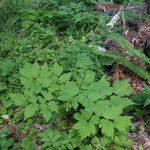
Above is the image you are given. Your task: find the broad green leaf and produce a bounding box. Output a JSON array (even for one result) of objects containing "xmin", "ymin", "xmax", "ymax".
[
  {"xmin": 73, "ymin": 121, "xmax": 96, "ymax": 139},
  {"xmin": 114, "ymin": 135, "xmax": 133, "ymax": 147},
  {"xmin": 91, "ymin": 136, "xmax": 101, "ymax": 147},
  {"xmin": 95, "ymin": 100, "xmax": 110, "ymax": 117},
  {"xmin": 20, "ymin": 78, "xmax": 42, "ymax": 94},
  {"xmin": 10, "ymin": 93, "xmax": 27, "ymax": 106},
  {"xmin": 59, "ymin": 82, "xmax": 79, "ymax": 101},
  {"xmin": 114, "ymin": 116, "xmax": 132, "ymax": 133},
  {"xmin": 48, "ymin": 101, "xmax": 58, "ymax": 112},
  {"xmin": 20, "ymin": 62, "xmax": 40, "ymax": 79},
  {"xmin": 76, "ymin": 54, "xmax": 92, "ymax": 68},
  {"xmin": 42, "ymin": 91, "xmax": 53, "ymax": 101},
  {"xmin": 59, "ymin": 73, "xmax": 71, "ymax": 83},
  {"xmin": 24, "ymin": 103, "xmax": 38, "ymax": 119},
  {"xmin": 52, "ymin": 63, "xmax": 63, "ymax": 76},
  {"xmin": 100, "ymin": 137, "xmax": 113, "ymax": 147},
  {"xmin": 88, "ymin": 91, "xmax": 100, "ymax": 101},
  {"xmin": 37, "ymin": 63, "xmax": 52, "ymax": 88},
  {"xmin": 20, "ymin": 77, "xmax": 33, "ymax": 88},
  {"xmin": 48, "ymin": 83, "xmax": 60, "ymax": 92},
  {"xmin": 41, "ymin": 110, "xmax": 52, "ymax": 122},
  {"xmin": 98, "ymin": 77, "xmax": 112, "ymax": 99},
  {"xmin": 89, "ymin": 115, "xmax": 99, "ymax": 125},
  {"xmin": 21, "ymin": 138, "xmax": 36, "ymax": 150},
  {"xmin": 30, "ymin": 80, "xmax": 42, "ymax": 94},
  {"xmin": 74, "ymin": 110, "xmax": 91, "ymax": 122},
  {"xmin": 84, "ymin": 70, "xmax": 95, "ymax": 83},
  {"xmin": 113, "ymin": 80, "xmax": 132, "ymax": 97},
  {"xmin": 40, "ymin": 103, "xmax": 52, "ymax": 122},
  {"xmin": 86, "ymin": 82, "xmax": 101, "ymax": 101},
  {"xmin": 103, "ymin": 105, "xmax": 123, "ymax": 120},
  {"xmin": 83, "ymin": 99, "xmax": 95, "ymax": 113},
  {"xmin": 111, "ymin": 96, "xmax": 133, "ymax": 109},
  {"xmin": 99, "ymin": 119, "xmax": 114, "ymax": 139},
  {"xmin": 24, "ymin": 91, "xmax": 37, "ymax": 103}
]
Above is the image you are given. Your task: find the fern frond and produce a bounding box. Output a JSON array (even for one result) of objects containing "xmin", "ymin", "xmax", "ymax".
[
  {"xmin": 93, "ymin": 49, "xmax": 150, "ymax": 80},
  {"xmin": 108, "ymin": 33, "xmax": 150, "ymax": 65}
]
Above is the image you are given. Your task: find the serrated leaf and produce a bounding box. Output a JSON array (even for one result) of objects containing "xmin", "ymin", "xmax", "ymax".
[
  {"xmin": 91, "ymin": 136, "xmax": 100, "ymax": 146},
  {"xmin": 21, "ymin": 137, "xmax": 36, "ymax": 150},
  {"xmin": 29, "ymin": 80, "xmax": 42, "ymax": 94},
  {"xmin": 24, "ymin": 91, "xmax": 37, "ymax": 103},
  {"xmin": 87, "ymin": 78, "xmax": 112, "ymax": 100},
  {"xmin": 20, "ymin": 77, "xmax": 32, "ymax": 88},
  {"xmin": 73, "ymin": 121, "xmax": 96, "ymax": 139},
  {"xmin": 20, "ymin": 62, "xmax": 40, "ymax": 79},
  {"xmin": 41, "ymin": 110, "xmax": 52, "ymax": 122},
  {"xmin": 24, "ymin": 103, "xmax": 38, "ymax": 119},
  {"xmin": 37, "ymin": 63, "xmax": 52, "ymax": 87},
  {"xmin": 95, "ymin": 100, "xmax": 110, "ymax": 117},
  {"xmin": 100, "ymin": 137, "xmax": 113, "ymax": 147},
  {"xmin": 74, "ymin": 110, "xmax": 91, "ymax": 122},
  {"xmin": 59, "ymin": 82, "xmax": 79, "ymax": 101},
  {"xmin": 113, "ymin": 80, "xmax": 132, "ymax": 97},
  {"xmin": 114, "ymin": 116, "xmax": 132, "ymax": 133},
  {"xmin": 89, "ymin": 115, "xmax": 99, "ymax": 125},
  {"xmin": 98, "ymin": 77, "xmax": 113, "ymax": 99},
  {"xmin": 40, "ymin": 103, "xmax": 52, "ymax": 122},
  {"xmin": 111, "ymin": 96, "xmax": 133, "ymax": 109},
  {"xmin": 86, "ymin": 82, "xmax": 101, "ymax": 101},
  {"xmin": 84, "ymin": 70, "xmax": 95, "ymax": 83},
  {"xmin": 42, "ymin": 91, "xmax": 53, "ymax": 101},
  {"xmin": 52, "ymin": 63, "xmax": 63, "ymax": 76},
  {"xmin": 10, "ymin": 93, "xmax": 27, "ymax": 106},
  {"xmin": 103, "ymin": 105, "xmax": 123, "ymax": 120},
  {"xmin": 59, "ymin": 73, "xmax": 71, "ymax": 83},
  {"xmin": 48, "ymin": 101, "xmax": 58, "ymax": 112},
  {"xmin": 99, "ymin": 119, "xmax": 114, "ymax": 139},
  {"xmin": 83, "ymin": 99, "xmax": 95, "ymax": 113},
  {"xmin": 76, "ymin": 54, "xmax": 92, "ymax": 68},
  {"xmin": 114, "ymin": 135, "xmax": 133, "ymax": 147},
  {"xmin": 88, "ymin": 91, "xmax": 100, "ymax": 101}
]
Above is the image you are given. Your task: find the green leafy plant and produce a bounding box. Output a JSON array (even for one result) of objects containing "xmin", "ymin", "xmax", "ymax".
[
  {"xmin": 8, "ymin": 62, "xmax": 134, "ymax": 149},
  {"xmin": 0, "ymin": 130, "xmax": 13, "ymax": 150},
  {"xmin": 72, "ymin": 78, "xmax": 133, "ymax": 149},
  {"xmin": 10, "ymin": 62, "xmax": 61, "ymax": 122},
  {"xmin": 38, "ymin": 128, "xmax": 78, "ymax": 150},
  {"xmin": 1, "ymin": 0, "xmax": 148, "ymax": 149}
]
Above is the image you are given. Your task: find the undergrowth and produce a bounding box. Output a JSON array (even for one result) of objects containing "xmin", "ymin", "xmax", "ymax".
[{"xmin": 0, "ymin": 0, "xmax": 149, "ymax": 149}]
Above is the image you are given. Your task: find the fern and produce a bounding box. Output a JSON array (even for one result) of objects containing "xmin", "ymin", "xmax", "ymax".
[
  {"xmin": 93, "ymin": 49, "xmax": 150, "ymax": 80},
  {"xmin": 109, "ymin": 32, "xmax": 150, "ymax": 65}
]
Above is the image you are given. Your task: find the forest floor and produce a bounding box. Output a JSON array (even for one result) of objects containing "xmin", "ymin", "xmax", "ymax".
[{"xmin": 96, "ymin": 2, "xmax": 150, "ymax": 149}]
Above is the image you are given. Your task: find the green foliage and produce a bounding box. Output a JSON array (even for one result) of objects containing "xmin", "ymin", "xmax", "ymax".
[
  {"xmin": 93, "ymin": 49, "xmax": 150, "ymax": 80},
  {"xmin": 133, "ymin": 84, "xmax": 150, "ymax": 107},
  {"xmin": 10, "ymin": 62, "xmax": 60, "ymax": 122},
  {"xmin": 0, "ymin": 130, "xmax": 13, "ymax": 150},
  {"xmin": 0, "ymin": 0, "xmax": 148, "ymax": 149},
  {"xmin": 6, "ymin": 61, "xmax": 133, "ymax": 149},
  {"xmin": 132, "ymin": 84, "xmax": 150, "ymax": 117},
  {"xmin": 21, "ymin": 137, "xmax": 36, "ymax": 150},
  {"xmin": 38, "ymin": 128, "xmax": 78, "ymax": 150}
]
